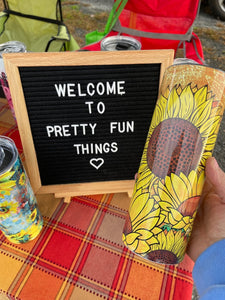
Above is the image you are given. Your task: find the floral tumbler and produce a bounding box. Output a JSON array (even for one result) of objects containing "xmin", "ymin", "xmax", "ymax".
[
  {"xmin": 122, "ymin": 63, "xmax": 225, "ymax": 264},
  {"xmin": 0, "ymin": 136, "xmax": 43, "ymax": 243}
]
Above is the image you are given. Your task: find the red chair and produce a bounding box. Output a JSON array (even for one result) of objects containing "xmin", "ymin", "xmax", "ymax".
[{"xmin": 84, "ymin": 0, "xmax": 204, "ymax": 64}]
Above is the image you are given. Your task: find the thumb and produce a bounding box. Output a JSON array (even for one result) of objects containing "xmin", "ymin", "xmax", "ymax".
[{"xmin": 205, "ymin": 157, "xmax": 225, "ymax": 202}]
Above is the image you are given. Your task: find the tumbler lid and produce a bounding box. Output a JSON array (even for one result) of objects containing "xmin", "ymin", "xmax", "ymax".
[
  {"xmin": 0, "ymin": 136, "xmax": 18, "ymax": 175},
  {"xmin": 173, "ymin": 58, "xmax": 199, "ymax": 65},
  {"xmin": 101, "ymin": 36, "xmax": 141, "ymax": 51},
  {"xmin": 0, "ymin": 41, "xmax": 27, "ymax": 58}
]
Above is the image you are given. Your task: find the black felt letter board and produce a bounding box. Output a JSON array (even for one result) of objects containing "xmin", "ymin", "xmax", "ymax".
[{"xmin": 19, "ymin": 63, "xmax": 160, "ymax": 185}]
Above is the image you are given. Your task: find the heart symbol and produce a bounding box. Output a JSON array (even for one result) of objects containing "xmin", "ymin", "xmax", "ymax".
[{"xmin": 90, "ymin": 158, "xmax": 104, "ymax": 170}]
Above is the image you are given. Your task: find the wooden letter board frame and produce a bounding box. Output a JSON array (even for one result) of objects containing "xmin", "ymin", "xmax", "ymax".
[{"xmin": 3, "ymin": 50, "xmax": 174, "ymax": 200}]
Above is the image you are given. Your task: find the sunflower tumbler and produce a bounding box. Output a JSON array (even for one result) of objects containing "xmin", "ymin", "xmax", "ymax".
[
  {"xmin": 0, "ymin": 136, "xmax": 43, "ymax": 244},
  {"xmin": 123, "ymin": 63, "xmax": 225, "ymax": 264}
]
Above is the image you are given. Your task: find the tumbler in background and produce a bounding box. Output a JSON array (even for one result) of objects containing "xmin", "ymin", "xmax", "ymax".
[
  {"xmin": 0, "ymin": 41, "xmax": 27, "ymax": 119},
  {"xmin": 123, "ymin": 63, "xmax": 225, "ymax": 264},
  {"xmin": 0, "ymin": 136, "xmax": 43, "ymax": 244},
  {"xmin": 101, "ymin": 36, "xmax": 141, "ymax": 51}
]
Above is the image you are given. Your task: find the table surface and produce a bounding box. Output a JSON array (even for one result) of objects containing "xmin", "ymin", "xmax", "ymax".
[{"xmin": 0, "ymin": 97, "xmax": 194, "ymax": 300}]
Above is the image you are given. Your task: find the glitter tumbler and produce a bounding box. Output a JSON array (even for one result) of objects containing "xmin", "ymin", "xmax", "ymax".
[
  {"xmin": 123, "ymin": 63, "xmax": 225, "ymax": 264},
  {"xmin": 0, "ymin": 136, "xmax": 43, "ymax": 244}
]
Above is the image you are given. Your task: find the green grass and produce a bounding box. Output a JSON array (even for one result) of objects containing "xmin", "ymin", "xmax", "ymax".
[{"xmin": 62, "ymin": 1, "xmax": 108, "ymax": 47}]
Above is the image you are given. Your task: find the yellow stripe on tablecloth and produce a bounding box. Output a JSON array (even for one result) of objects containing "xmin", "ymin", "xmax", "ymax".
[
  {"xmin": 0, "ymin": 252, "xmax": 24, "ymax": 291},
  {"xmin": 169, "ymin": 267, "xmax": 177, "ymax": 300}
]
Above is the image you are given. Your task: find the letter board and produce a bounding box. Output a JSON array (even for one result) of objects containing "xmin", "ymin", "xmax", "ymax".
[{"xmin": 3, "ymin": 50, "xmax": 174, "ymax": 197}]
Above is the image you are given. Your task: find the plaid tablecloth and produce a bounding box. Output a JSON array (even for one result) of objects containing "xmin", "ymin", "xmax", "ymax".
[{"xmin": 0, "ymin": 98, "xmax": 194, "ymax": 300}]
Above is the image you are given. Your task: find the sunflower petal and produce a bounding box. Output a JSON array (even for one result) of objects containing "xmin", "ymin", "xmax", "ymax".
[
  {"xmin": 171, "ymin": 173, "xmax": 189, "ymax": 205},
  {"xmin": 154, "ymin": 101, "xmax": 165, "ymax": 127},
  {"xmin": 158, "ymin": 213, "xmax": 166, "ymax": 225},
  {"xmin": 147, "ymin": 236, "xmax": 159, "ymax": 246},
  {"xmin": 153, "ymin": 195, "xmax": 161, "ymax": 202},
  {"xmin": 122, "ymin": 233, "xmax": 126, "ymax": 242},
  {"xmin": 204, "ymin": 135, "xmax": 218, "ymax": 151},
  {"xmin": 180, "ymin": 172, "xmax": 192, "ymax": 198},
  {"xmin": 179, "ymin": 85, "xmax": 194, "ymax": 119},
  {"xmin": 0, "ymin": 171, "xmax": 15, "ymax": 182},
  {"xmin": 138, "ymin": 159, "xmax": 149, "ymax": 173},
  {"xmin": 176, "ymin": 84, "xmax": 183, "ymax": 95},
  {"xmin": 163, "ymin": 175, "xmax": 181, "ymax": 207},
  {"xmin": 170, "ymin": 208, "xmax": 183, "ymax": 222},
  {"xmin": 165, "ymin": 230, "xmax": 175, "ymax": 250},
  {"xmin": 135, "ymin": 240, "xmax": 150, "ymax": 254},
  {"xmin": 190, "ymin": 100, "xmax": 212, "ymax": 128},
  {"xmin": 157, "ymin": 231, "xmax": 167, "ymax": 248},
  {"xmin": 158, "ymin": 184, "xmax": 178, "ymax": 208},
  {"xmin": 197, "ymin": 170, "xmax": 205, "ymax": 195},
  {"xmin": 188, "ymin": 170, "xmax": 198, "ymax": 193},
  {"xmin": 130, "ymin": 193, "xmax": 152, "ymax": 223},
  {"xmin": 173, "ymin": 231, "xmax": 186, "ymax": 251},
  {"xmin": 127, "ymin": 239, "xmax": 139, "ymax": 252},
  {"xmin": 183, "ymin": 216, "xmax": 192, "ymax": 224},
  {"xmin": 164, "ymin": 87, "xmax": 171, "ymax": 98},
  {"xmin": 152, "ymin": 227, "xmax": 162, "ymax": 235},
  {"xmin": 134, "ymin": 215, "xmax": 159, "ymax": 232},
  {"xmin": 130, "ymin": 187, "xmax": 142, "ymax": 207},
  {"xmin": 137, "ymin": 172, "xmax": 155, "ymax": 191},
  {"xmin": 166, "ymin": 87, "xmax": 180, "ymax": 118},
  {"xmin": 159, "ymin": 201, "xmax": 172, "ymax": 211},
  {"xmin": 194, "ymin": 86, "xmax": 208, "ymax": 107},
  {"xmin": 136, "ymin": 229, "xmax": 153, "ymax": 240},
  {"xmin": 172, "ymin": 220, "xmax": 186, "ymax": 229},
  {"xmin": 131, "ymin": 196, "xmax": 155, "ymax": 226},
  {"xmin": 126, "ymin": 232, "xmax": 141, "ymax": 245},
  {"xmin": 199, "ymin": 116, "xmax": 221, "ymax": 138},
  {"xmin": 0, "ymin": 180, "xmax": 16, "ymax": 190}
]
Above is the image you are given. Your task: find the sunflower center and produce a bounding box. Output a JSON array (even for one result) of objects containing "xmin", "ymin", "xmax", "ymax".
[
  {"xmin": 147, "ymin": 249, "xmax": 178, "ymax": 264},
  {"xmin": 0, "ymin": 206, "xmax": 9, "ymax": 214},
  {"xmin": 147, "ymin": 118, "xmax": 203, "ymax": 178}
]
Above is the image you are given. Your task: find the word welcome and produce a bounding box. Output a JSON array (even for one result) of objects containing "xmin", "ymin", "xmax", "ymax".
[{"xmin": 54, "ymin": 80, "xmax": 126, "ymax": 98}]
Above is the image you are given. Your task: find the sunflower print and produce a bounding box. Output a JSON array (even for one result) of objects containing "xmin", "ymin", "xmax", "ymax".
[
  {"xmin": 155, "ymin": 170, "xmax": 205, "ymax": 233},
  {"xmin": 0, "ymin": 170, "xmax": 16, "ymax": 198},
  {"xmin": 19, "ymin": 172, "xmax": 26, "ymax": 186},
  {"xmin": 122, "ymin": 191, "xmax": 162, "ymax": 255},
  {"xmin": 140, "ymin": 84, "xmax": 221, "ymax": 182},
  {"xmin": 0, "ymin": 155, "xmax": 43, "ymax": 244},
  {"xmin": 123, "ymin": 82, "xmax": 223, "ymax": 264},
  {"xmin": 0, "ymin": 200, "xmax": 18, "ymax": 220},
  {"xmin": 6, "ymin": 214, "xmax": 43, "ymax": 244},
  {"xmin": 147, "ymin": 230, "xmax": 187, "ymax": 264}
]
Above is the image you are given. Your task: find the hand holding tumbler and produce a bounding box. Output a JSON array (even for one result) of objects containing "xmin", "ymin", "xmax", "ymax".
[{"xmin": 123, "ymin": 63, "xmax": 225, "ymax": 264}]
